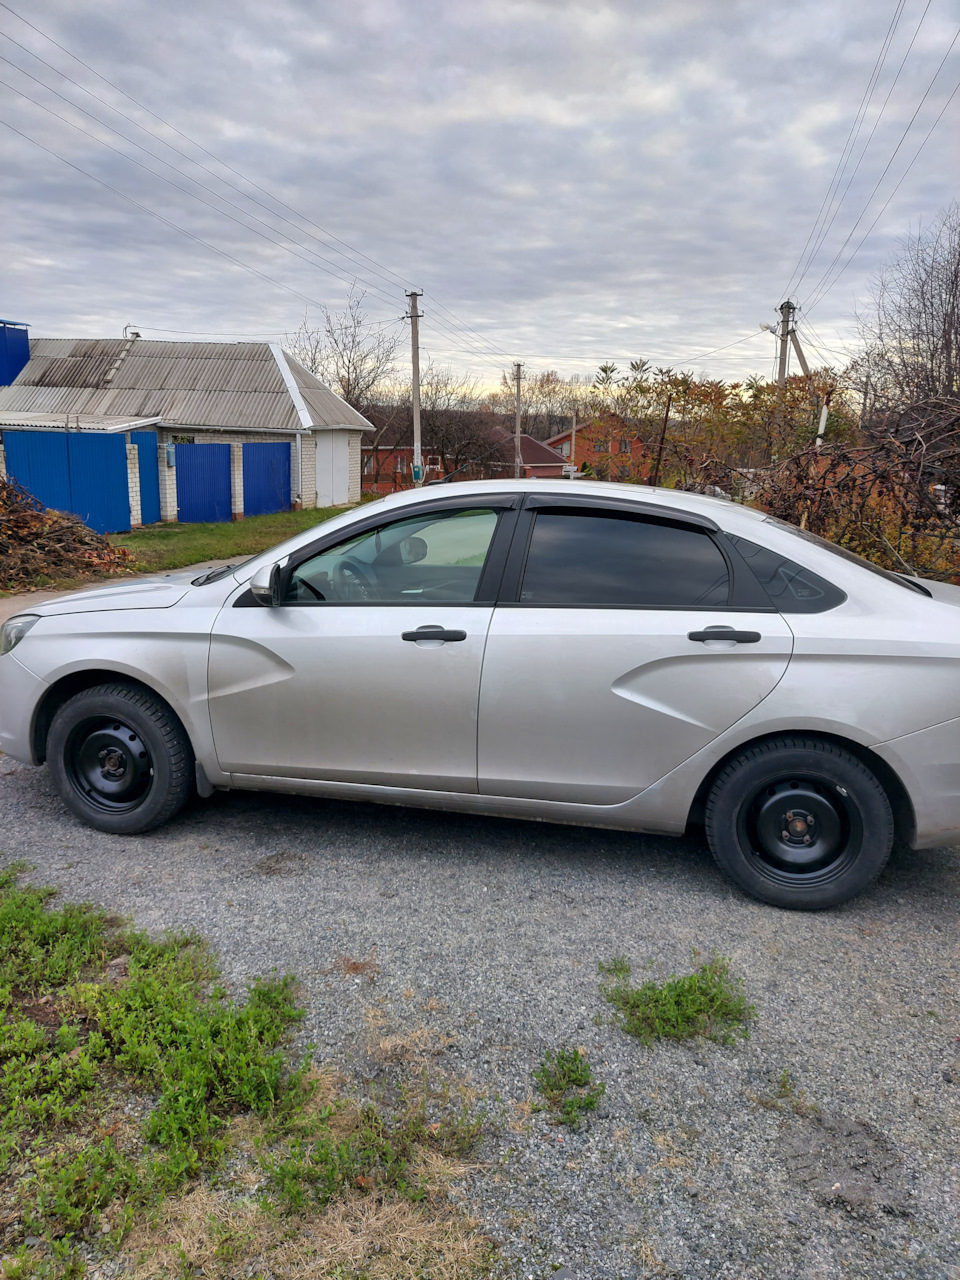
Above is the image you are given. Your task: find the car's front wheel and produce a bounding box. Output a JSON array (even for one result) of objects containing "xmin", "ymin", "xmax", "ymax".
[
  {"xmin": 705, "ymin": 736, "xmax": 894, "ymax": 910},
  {"xmin": 47, "ymin": 682, "xmax": 194, "ymax": 834}
]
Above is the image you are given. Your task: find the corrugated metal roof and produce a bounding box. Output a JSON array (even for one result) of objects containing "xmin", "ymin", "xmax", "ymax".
[
  {"xmin": 0, "ymin": 413, "xmax": 161, "ymax": 432},
  {"xmin": 0, "ymin": 337, "xmax": 373, "ymax": 433}
]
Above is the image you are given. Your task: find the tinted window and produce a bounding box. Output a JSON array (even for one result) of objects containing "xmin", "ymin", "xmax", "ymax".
[
  {"xmin": 727, "ymin": 534, "xmax": 846, "ymax": 613},
  {"xmin": 519, "ymin": 511, "xmax": 730, "ymax": 607},
  {"xmin": 286, "ymin": 508, "xmax": 500, "ymax": 604},
  {"xmin": 763, "ymin": 515, "xmax": 930, "ymax": 595}
]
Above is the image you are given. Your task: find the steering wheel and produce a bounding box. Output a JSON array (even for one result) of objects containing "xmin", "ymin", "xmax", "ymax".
[{"xmin": 334, "ymin": 556, "xmax": 378, "ymax": 601}]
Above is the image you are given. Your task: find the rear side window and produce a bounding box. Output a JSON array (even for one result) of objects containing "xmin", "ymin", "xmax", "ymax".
[
  {"xmin": 519, "ymin": 510, "xmax": 730, "ymax": 607},
  {"xmin": 726, "ymin": 534, "xmax": 846, "ymax": 613}
]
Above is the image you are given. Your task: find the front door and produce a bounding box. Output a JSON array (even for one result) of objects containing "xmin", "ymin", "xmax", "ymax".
[
  {"xmin": 477, "ymin": 501, "xmax": 794, "ymax": 804},
  {"xmin": 208, "ymin": 500, "xmax": 515, "ymax": 792}
]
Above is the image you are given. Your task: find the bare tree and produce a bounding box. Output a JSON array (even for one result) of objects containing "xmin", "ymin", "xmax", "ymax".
[
  {"xmin": 286, "ymin": 288, "xmax": 401, "ymax": 413},
  {"xmin": 854, "ymin": 204, "xmax": 960, "ymax": 412}
]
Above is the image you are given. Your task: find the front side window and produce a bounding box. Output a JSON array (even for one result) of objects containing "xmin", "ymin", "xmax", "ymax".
[
  {"xmin": 286, "ymin": 507, "xmax": 500, "ymax": 604},
  {"xmin": 518, "ymin": 510, "xmax": 730, "ymax": 607}
]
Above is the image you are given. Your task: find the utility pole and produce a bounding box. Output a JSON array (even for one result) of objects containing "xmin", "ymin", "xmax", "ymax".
[
  {"xmin": 815, "ymin": 387, "xmax": 834, "ymax": 449},
  {"xmin": 406, "ymin": 291, "xmax": 423, "ymax": 486},
  {"xmin": 569, "ymin": 405, "xmax": 577, "ymax": 474},
  {"xmin": 513, "ymin": 362, "xmax": 523, "ymax": 479},
  {"xmin": 777, "ymin": 299, "xmax": 795, "ymax": 388}
]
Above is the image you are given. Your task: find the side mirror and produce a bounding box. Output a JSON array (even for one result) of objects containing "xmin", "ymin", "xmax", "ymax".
[{"xmin": 249, "ymin": 561, "xmax": 285, "ymax": 607}]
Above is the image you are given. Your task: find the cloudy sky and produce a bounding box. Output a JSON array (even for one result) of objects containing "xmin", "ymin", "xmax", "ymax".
[{"xmin": 2, "ymin": 0, "xmax": 958, "ymax": 384}]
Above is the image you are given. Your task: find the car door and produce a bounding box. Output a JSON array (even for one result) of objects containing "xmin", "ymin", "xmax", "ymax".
[
  {"xmin": 477, "ymin": 495, "xmax": 794, "ymax": 804},
  {"xmin": 208, "ymin": 496, "xmax": 518, "ymax": 792}
]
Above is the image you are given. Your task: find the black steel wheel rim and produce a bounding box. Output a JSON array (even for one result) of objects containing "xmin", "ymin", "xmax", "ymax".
[
  {"xmin": 736, "ymin": 772, "xmax": 862, "ymax": 888},
  {"xmin": 64, "ymin": 716, "xmax": 154, "ymax": 813}
]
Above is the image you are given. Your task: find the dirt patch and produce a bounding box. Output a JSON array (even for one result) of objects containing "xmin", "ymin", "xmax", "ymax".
[{"xmin": 781, "ymin": 1109, "xmax": 910, "ymax": 1215}]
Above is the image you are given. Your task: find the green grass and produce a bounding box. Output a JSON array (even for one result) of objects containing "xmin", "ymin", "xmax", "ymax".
[
  {"xmin": 107, "ymin": 505, "xmax": 350, "ymax": 573},
  {"xmin": 0, "ymin": 864, "xmax": 489, "ymax": 1280},
  {"xmin": 598, "ymin": 952, "xmax": 755, "ymax": 1047},
  {"xmin": 532, "ymin": 1047, "xmax": 605, "ymax": 1129}
]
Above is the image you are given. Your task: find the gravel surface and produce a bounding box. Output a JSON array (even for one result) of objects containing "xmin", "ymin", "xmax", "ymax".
[{"xmin": 1, "ymin": 755, "xmax": 958, "ymax": 1280}]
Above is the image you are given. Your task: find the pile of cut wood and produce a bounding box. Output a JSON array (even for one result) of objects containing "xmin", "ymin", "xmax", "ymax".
[{"xmin": 0, "ymin": 476, "xmax": 130, "ymax": 591}]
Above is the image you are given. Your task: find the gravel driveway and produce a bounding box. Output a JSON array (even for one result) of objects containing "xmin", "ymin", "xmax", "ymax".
[{"xmin": 1, "ymin": 755, "xmax": 958, "ymax": 1279}]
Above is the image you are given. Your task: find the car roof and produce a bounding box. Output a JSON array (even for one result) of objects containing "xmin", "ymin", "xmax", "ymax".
[{"xmin": 365, "ymin": 478, "xmax": 769, "ymax": 523}]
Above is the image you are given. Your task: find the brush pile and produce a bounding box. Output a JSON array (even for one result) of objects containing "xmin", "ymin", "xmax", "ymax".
[{"xmin": 0, "ymin": 475, "xmax": 130, "ymax": 591}]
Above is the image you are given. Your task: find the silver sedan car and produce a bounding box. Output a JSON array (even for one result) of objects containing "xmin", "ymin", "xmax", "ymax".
[{"xmin": 2, "ymin": 479, "xmax": 957, "ymax": 910}]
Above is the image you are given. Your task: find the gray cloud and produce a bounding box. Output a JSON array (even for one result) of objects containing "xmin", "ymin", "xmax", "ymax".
[{"xmin": 1, "ymin": 0, "xmax": 957, "ymax": 382}]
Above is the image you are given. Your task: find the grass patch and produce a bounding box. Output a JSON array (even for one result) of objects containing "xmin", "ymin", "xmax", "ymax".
[
  {"xmin": 108, "ymin": 505, "xmax": 350, "ymax": 574},
  {"xmin": 532, "ymin": 1048, "xmax": 605, "ymax": 1129},
  {"xmin": 599, "ymin": 952, "xmax": 754, "ymax": 1047},
  {"xmin": 0, "ymin": 864, "xmax": 491, "ymax": 1280}
]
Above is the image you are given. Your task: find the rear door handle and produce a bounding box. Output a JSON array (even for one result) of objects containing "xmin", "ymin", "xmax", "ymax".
[
  {"xmin": 688, "ymin": 626, "xmax": 762, "ymax": 643},
  {"xmin": 401, "ymin": 626, "xmax": 467, "ymax": 642}
]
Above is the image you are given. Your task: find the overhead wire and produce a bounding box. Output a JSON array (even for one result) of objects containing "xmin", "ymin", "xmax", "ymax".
[
  {"xmin": 782, "ymin": 0, "xmax": 907, "ymax": 300},
  {"xmin": 0, "ymin": 2, "xmax": 515, "ymax": 366},
  {"xmin": 790, "ymin": 0, "xmax": 935, "ymax": 300},
  {"xmin": 805, "ymin": 30, "xmax": 960, "ymax": 311}
]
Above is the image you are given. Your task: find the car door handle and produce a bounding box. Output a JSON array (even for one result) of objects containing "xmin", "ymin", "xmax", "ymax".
[
  {"xmin": 688, "ymin": 626, "xmax": 762, "ymax": 643},
  {"xmin": 401, "ymin": 626, "xmax": 468, "ymax": 642}
]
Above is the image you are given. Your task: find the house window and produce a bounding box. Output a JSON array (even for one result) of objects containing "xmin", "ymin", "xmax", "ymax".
[
  {"xmin": 363, "ymin": 455, "xmax": 374, "ymax": 474},
  {"xmin": 594, "ymin": 440, "xmax": 609, "ymax": 453},
  {"xmin": 398, "ymin": 456, "xmax": 408, "ymax": 474},
  {"xmin": 559, "ymin": 440, "xmax": 570, "ymax": 457}
]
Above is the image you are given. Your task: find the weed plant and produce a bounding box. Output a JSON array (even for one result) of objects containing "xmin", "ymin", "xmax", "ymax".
[
  {"xmin": 599, "ymin": 951, "xmax": 754, "ymax": 1046},
  {"xmin": 0, "ymin": 865, "xmax": 489, "ymax": 1279},
  {"xmin": 532, "ymin": 1048, "xmax": 605, "ymax": 1129}
]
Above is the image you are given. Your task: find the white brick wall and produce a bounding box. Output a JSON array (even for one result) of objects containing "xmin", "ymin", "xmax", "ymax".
[
  {"xmin": 157, "ymin": 433, "xmax": 178, "ymax": 522},
  {"xmin": 0, "ymin": 444, "xmax": 6, "ymax": 481},
  {"xmin": 125, "ymin": 443, "xmax": 142, "ymax": 528},
  {"xmin": 348, "ymin": 431, "xmax": 363, "ymax": 504},
  {"xmin": 230, "ymin": 443, "xmax": 244, "ymax": 518},
  {"xmin": 300, "ymin": 435, "xmax": 317, "ymax": 509}
]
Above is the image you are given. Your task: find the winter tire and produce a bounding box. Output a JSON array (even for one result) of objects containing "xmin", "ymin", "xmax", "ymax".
[
  {"xmin": 47, "ymin": 682, "xmax": 194, "ymax": 835},
  {"xmin": 704, "ymin": 736, "xmax": 894, "ymax": 910}
]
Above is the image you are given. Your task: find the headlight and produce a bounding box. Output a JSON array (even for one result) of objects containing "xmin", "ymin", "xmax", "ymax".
[{"xmin": 0, "ymin": 614, "xmax": 40, "ymax": 656}]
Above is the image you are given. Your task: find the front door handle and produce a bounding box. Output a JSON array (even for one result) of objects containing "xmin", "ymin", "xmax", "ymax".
[
  {"xmin": 401, "ymin": 626, "xmax": 467, "ymax": 642},
  {"xmin": 688, "ymin": 626, "xmax": 762, "ymax": 644}
]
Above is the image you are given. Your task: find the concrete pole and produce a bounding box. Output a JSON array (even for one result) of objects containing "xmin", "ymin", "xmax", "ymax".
[
  {"xmin": 777, "ymin": 300, "xmax": 794, "ymax": 388},
  {"xmin": 570, "ymin": 405, "xmax": 577, "ymax": 472},
  {"xmin": 514, "ymin": 362, "xmax": 523, "ymax": 479},
  {"xmin": 406, "ymin": 291, "xmax": 423, "ymax": 486}
]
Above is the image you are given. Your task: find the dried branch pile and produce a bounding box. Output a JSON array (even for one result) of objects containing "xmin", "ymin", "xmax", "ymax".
[{"xmin": 0, "ymin": 476, "xmax": 130, "ymax": 591}]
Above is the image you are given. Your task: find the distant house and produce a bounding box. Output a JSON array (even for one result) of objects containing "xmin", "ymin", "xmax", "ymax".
[
  {"xmin": 0, "ymin": 326, "xmax": 373, "ymax": 533},
  {"xmin": 547, "ymin": 414, "xmax": 651, "ymax": 482},
  {"xmin": 361, "ymin": 430, "xmax": 566, "ymax": 494}
]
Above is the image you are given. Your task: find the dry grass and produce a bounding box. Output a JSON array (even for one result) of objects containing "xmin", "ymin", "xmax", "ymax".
[
  {"xmin": 330, "ymin": 947, "xmax": 381, "ymax": 982},
  {"xmin": 123, "ymin": 1184, "xmax": 492, "ymax": 1280},
  {"xmin": 373, "ymin": 1026, "xmax": 456, "ymax": 1066}
]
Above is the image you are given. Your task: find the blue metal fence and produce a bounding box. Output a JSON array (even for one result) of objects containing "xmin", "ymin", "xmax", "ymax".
[
  {"xmin": 3, "ymin": 429, "xmax": 130, "ymax": 534},
  {"xmin": 130, "ymin": 430, "xmax": 161, "ymax": 525},
  {"xmin": 242, "ymin": 442, "xmax": 291, "ymax": 517},
  {"xmin": 175, "ymin": 442, "xmax": 231, "ymax": 523}
]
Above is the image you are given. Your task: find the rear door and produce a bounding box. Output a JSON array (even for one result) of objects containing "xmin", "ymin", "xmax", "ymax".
[{"xmin": 477, "ymin": 496, "xmax": 793, "ymax": 803}]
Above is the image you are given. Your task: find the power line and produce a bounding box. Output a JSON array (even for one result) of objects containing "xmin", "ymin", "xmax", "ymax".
[
  {"xmin": 806, "ymin": 64, "xmax": 960, "ymax": 311},
  {"xmin": 0, "ymin": 2, "xmax": 514, "ymax": 365},
  {"xmin": 790, "ymin": 0, "xmax": 935, "ymax": 299},
  {"xmin": 782, "ymin": 0, "xmax": 907, "ymax": 299},
  {"xmin": 0, "ymin": 116, "xmax": 355, "ymax": 313}
]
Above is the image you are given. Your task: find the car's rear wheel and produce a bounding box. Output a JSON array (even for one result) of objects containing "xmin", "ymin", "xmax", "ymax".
[
  {"xmin": 704, "ymin": 736, "xmax": 893, "ymax": 910},
  {"xmin": 47, "ymin": 682, "xmax": 194, "ymax": 834}
]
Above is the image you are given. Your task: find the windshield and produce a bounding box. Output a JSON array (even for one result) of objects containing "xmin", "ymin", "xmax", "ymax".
[{"xmin": 763, "ymin": 517, "xmax": 930, "ymax": 596}]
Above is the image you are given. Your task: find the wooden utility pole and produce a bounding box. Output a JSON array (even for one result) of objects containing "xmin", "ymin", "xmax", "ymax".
[
  {"xmin": 406, "ymin": 291, "xmax": 423, "ymax": 486},
  {"xmin": 651, "ymin": 394, "xmax": 672, "ymax": 487},
  {"xmin": 513, "ymin": 362, "xmax": 523, "ymax": 479}
]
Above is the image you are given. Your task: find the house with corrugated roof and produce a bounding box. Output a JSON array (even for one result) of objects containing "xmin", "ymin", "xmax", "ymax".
[{"xmin": 0, "ymin": 323, "xmax": 373, "ymax": 533}]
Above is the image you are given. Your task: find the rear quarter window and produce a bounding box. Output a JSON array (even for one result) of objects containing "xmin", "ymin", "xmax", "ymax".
[{"xmin": 726, "ymin": 534, "xmax": 846, "ymax": 613}]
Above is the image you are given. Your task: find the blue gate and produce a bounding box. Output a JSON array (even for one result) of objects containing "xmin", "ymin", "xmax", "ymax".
[
  {"xmin": 3, "ymin": 430, "xmax": 130, "ymax": 534},
  {"xmin": 242, "ymin": 442, "xmax": 291, "ymax": 517},
  {"xmin": 131, "ymin": 430, "xmax": 161, "ymax": 525},
  {"xmin": 175, "ymin": 442, "xmax": 231, "ymax": 523}
]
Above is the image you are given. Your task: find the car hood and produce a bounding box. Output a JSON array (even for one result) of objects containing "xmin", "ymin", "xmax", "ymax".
[{"xmin": 23, "ymin": 571, "xmax": 201, "ymax": 617}]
